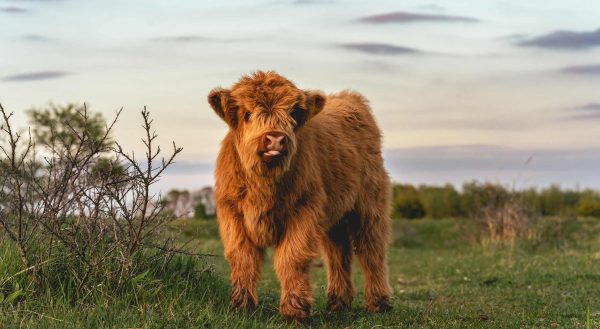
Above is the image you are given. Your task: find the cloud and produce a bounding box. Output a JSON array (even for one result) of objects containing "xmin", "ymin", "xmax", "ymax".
[
  {"xmin": 383, "ymin": 145, "xmax": 600, "ymax": 188},
  {"xmin": 501, "ymin": 33, "xmax": 528, "ymax": 41},
  {"xmin": 385, "ymin": 144, "xmax": 600, "ymax": 171},
  {"xmin": 356, "ymin": 11, "xmax": 478, "ymax": 24},
  {"xmin": 339, "ymin": 42, "xmax": 421, "ymax": 55},
  {"xmin": 518, "ymin": 27, "xmax": 600, "ymax": 50},
  {"xmin": 2, "ymin": 71, "xmax": 69, "ymax": 82},
  {"xmin": 358, "ymin": 60, "xmax": 395, "ymax": 72},
  {"xmin": 151, "ymin": 35, "xmax": 211, "ymax": 43},
  {"xmin": 413, "ymin": 117, "xmax": 537, "ymax": 131},
  {"xmin": 0, "ymin": 6, "xmax": 28, "ymax": 13},
  {"xmin": 6, "ymin": 0, "xmax": 61, "ymax": 2},
  {"xmin": 292, "ymin": 0, "xmax": 335, "ymax": 4},
  {"xmin": 560, "ymin": 64, "xmax": 600, "ymax": 75},
  {"xmin": 21, "ymin": 34, "xmax": 52, "ymax": 42},
  {"xmin": 386, "ymin": 145, "xmax": 534, "ymax": 172},
  {"xmin": 167, "ymin": 161, "xmax": 213, "ymax": 175},
  {"xmin": 568, "ymin": 113, "xmax": 600, "ymax": 120},
  {"xmin": 570, "ymin": 103, "xmax": 600, "ymax": 111},
  {"xmin": 418, "ymin": 4, "xmax": 444, "ymax": 12},
  {"xmin": 565, "ymin": 103, "xmax": 600, "ymax": 120}
]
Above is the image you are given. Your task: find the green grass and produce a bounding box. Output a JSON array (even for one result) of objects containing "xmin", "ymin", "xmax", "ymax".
[{"xmin": 2, "ymin": 218, "xmax": 600, "ymax": 328}]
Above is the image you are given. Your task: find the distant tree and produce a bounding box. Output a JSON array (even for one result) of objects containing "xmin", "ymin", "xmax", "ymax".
[
  {"xmin": 516, "ymin": 187, "xmax": 540, "ymax": 214},
  {"xmin": 90, "ymin": 157, "xmax": 127, "ymax": 183},
  {"xmin": 539, "ymin": 185, "xmax": 563, "ymax": 216},
  {"xmin": 27, "ymin": 104, "xmax": 124, "ymax": 183},
  {"xmin": 164, "ymin": 189, "xmax": 199, "ymax": 217},
  {"xmin": 166, "ymin": 189, "xmax": 183, "ymax": 216},
  {"xmin": 195, "ymin": 186, "xmax": 216, "ymax": 217},
  {"xmin": 194, "ymin": 203, "xmax": 207, "ymax": 219},
  {"xmin": 167, "ymin": 189, "xmax": 182, "ymax": 203},
  {"xmin": 442, "ymin": 184, "xmax": 464, "ymax": 217},
  {"xmin": 419, "ymin": 184, "xmax": 463, "ymax": 219},
  {"xmin": 461, "ymin": 181, "xmax": 509, "ymax": 218},
  {"xmin": 27, "ymin": 103, "xmax": 113, "ymax": 153},
  {"xmin": 390, "ymin": 182, "xmax": 600, "ymax": 221},
  {"xmin": 393, "ymin": 184, "xmax": 425, "ymax": 219}
]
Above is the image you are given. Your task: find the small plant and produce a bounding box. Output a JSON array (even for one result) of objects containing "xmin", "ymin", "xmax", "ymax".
[{"xmin": 587, "ymin": 304, "xmax": 591, "ymax": 329}]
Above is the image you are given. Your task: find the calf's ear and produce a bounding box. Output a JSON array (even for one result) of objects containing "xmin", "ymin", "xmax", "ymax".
[
  {"xmin": 304, "ymin": 90, "xmax": 326, "ymax": 121},
  {"xmin": 208, "ymin": 88, "xmax": 238, "ymax": 127}
]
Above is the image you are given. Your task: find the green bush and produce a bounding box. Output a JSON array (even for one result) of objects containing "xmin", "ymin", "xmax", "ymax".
[
  {"xmin": 393, "ymin": 184, "xmax": 425, "ymax": 219},
  {"xmin": 461, "ymin": 181, "xmax": 510, "ymax": 217},
  {"xmin": 419, "ymin": 184, "xmax": 464, "ymax": 218},
  {"xmin": 576, "ymin": 200, "xmax": 600, "ymax": 218},
  {"xmin": 395, "ymin": 194, "xmax": 425, "ymax": 219}
]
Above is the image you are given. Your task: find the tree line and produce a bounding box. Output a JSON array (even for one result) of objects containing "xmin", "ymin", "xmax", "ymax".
[{"xmin": 393, "ymin": 182, "xmax": 600, "ymax": 219}]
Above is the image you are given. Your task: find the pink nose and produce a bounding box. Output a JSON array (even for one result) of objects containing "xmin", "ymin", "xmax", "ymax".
[{"xmin": 262, "ymin": 131, "xmax": 287, "ymax": 152}]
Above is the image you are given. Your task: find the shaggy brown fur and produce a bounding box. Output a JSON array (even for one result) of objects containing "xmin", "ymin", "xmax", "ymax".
[{"xmin": 207, "ymin": 71, "xmax": 392, "ymax": 322}]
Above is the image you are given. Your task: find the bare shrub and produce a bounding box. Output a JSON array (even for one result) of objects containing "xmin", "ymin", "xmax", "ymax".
[
  {"xmin": 466, "ymin": 182, "xmax": 537, "ymax": 246},
  {"xmin": 0, "ymin": 103, "xmax": 183, "ymax": 294},
  {"xmin": 0, "ymin": 108, "xmax": 38, "ymax": 268},
  {"xmin": 480, "ymin": 200, "xmax": 536, "ymax": 246}
]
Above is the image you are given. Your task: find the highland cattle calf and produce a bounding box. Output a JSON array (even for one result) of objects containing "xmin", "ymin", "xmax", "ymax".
[{"xmin": 207, "ymin": 71, "xmax": 392, "ymax": 322}]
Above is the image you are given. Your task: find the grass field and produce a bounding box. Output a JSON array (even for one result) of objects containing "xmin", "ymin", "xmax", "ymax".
[{"xmin": 2, "ymin": 217, "xmax": 600, "ymax": 328}]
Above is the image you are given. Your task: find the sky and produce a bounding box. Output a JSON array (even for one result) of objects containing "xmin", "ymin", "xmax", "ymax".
[{"xmin": 1, "ymin": 0, "xmax": 600, "ymax": 191}]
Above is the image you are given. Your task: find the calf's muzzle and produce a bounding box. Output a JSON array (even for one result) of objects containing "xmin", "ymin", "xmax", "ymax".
[{"xmin": 260, "ymin": 131, "xmax": 288, "ymax": 162}]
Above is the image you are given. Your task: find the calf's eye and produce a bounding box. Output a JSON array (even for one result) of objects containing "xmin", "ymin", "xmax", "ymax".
[
  {"xmin": 290, "ymin": 106, "xmax": 305, "ymax": 126},
  {"xmin": 244, "ymin": 111, "xmax": 251, "ymax": 122}
]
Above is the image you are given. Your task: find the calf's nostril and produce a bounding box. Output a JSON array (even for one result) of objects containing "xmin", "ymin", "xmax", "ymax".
[{"xmin": 271, "ymin": 135, "xmax": 284, "ymax": 145}]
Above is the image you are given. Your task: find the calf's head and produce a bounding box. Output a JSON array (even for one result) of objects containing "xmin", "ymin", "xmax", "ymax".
[{"xmin": 208, "ymin": 71, "xmax": 325, "ymax": 178}]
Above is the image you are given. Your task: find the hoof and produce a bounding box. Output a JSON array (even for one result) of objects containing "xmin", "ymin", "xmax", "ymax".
[
  {"xmin": 230, "ymin": 286, "xmax": 257, "ymax": 311},
  {"xmin": 326, "ymin": 293, "xmax": 352, "ymax": 312},
  {"xmin": 281, "ymin": 294, "xmax": 311, "ymax": 324},
  {"xmin": 365, "ymin": 296, "xmax": 392, "ymax": 313}
]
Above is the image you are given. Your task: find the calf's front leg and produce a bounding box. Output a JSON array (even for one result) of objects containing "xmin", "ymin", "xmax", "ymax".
[
  {"xmin": 218, "ymin": 206, "xmax": 264, "ymax": 310},
  {"xmin": 227, "ymin": 242, "xmax": 264, "ymax": 310}
]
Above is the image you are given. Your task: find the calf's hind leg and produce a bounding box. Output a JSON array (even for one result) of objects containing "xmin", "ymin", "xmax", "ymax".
[
  {"xmin": 353, "ymin": 207, "xmax": 393, "ymax": 312},
  {"xmin": 321, "ymin": 218, "xmax": 354, "ymax": 311}
]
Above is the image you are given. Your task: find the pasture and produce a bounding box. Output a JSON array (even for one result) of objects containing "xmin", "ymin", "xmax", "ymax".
[{"xmin": 2, "ymin": 217, "xmax": 599, "ymax": 328}]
